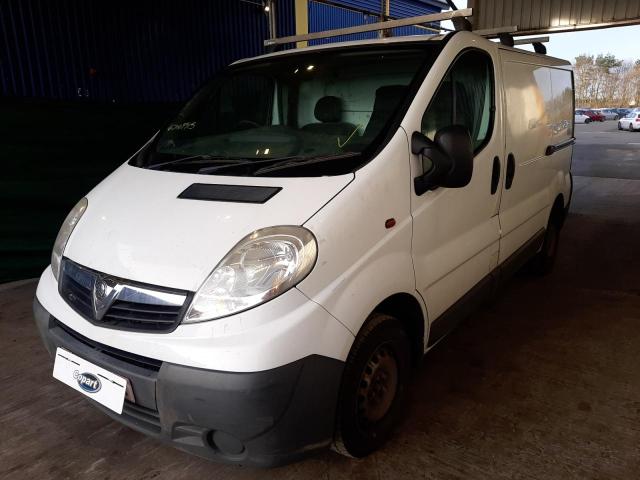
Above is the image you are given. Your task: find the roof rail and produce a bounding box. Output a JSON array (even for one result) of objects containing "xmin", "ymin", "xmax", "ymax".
[{"xmin": 263, "ymin": 8, "xmax": 473, "ymax": 47}]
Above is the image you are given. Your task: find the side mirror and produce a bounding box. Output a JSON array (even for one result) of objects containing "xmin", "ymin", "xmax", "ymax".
[{"xmin": 412, "ymin": 125, "xmax": 474, "ymax": 195}]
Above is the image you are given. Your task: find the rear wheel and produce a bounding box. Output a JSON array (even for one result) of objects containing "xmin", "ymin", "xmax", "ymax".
[
  {"xmin": 629, "ymin": 123, "xmax": 635, "ymax": 132},
  {"xmin": 618, "ymin": 121, "xmax": 623, "ymax": 130},
  {"xmin": 530, "ymin": 217, "xmax": 561, "ymax": 276},
  {"xmin": 333, "ymin": 313, "xmax": 411, "ymax": 458}
]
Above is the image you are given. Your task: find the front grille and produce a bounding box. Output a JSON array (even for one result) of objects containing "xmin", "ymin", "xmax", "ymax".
[
  {"xmin": 59, "ymin": 258, "xmax": 191, "ymax": 333},
  {"xmin": 102, "ymin": 300, "xmax": 183, "ymax": 330},
  {"xmin": 55, "ymin": 319, "xmax": 163, "ymax": 372},
  {"xmin": 60, "ymin": 260, "xmax": 95, "ymax": 319}
]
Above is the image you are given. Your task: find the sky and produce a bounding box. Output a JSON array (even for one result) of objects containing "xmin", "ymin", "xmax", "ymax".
[
  {"xmin": 518, "ymin": 26, "xmax": 640, "ymax": 63},
  {"xmin": 442, "ymin": 1, "xmax": 640, "ymax": 64}
]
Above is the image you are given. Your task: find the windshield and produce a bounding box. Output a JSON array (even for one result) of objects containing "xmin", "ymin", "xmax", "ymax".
[{"xmin": 132, "ymin": 45, "xmax": 438, "ymax": 177}]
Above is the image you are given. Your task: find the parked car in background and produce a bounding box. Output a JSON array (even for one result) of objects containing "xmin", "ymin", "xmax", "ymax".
[
  {"xmin": 575, "ymin": 109, "xmax": 600, "ymax": 122},
  {"xmin": 618, "ymin": 112, "xmax": 640, "ymax": 131},
  {"xmin": 614, "ymin": 108, "xmax": 631, "ymax": 118},
  {"xmin": 574, "ymin": 111, "xmax": 591, "ymax": 124},
  {"xmin": 597, "ymin": 108, "xmax": 619, "ymax": 120},
  {"xmin": 581, "ymin": 109, "xmax": 605, "ymax": 122}
]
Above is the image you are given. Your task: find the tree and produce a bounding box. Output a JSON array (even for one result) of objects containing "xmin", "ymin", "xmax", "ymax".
[{"xmin": 573, "ymin": 53, "xmax": 638, "ymax": 107}]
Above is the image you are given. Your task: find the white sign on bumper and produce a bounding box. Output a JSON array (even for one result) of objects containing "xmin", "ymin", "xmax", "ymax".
[{"xmin": 53, "ymin": 347, "xmax": 126, "ymax": 414}]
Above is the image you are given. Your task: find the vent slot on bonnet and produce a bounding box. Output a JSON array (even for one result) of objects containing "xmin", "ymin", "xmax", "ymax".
[{"xmin": 178, "ymin": 183, "xmax": 281, "ymax": 204}]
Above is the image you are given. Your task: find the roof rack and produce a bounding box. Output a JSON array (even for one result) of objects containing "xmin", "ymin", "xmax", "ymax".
[
  {"xmin": 263, "ymin": 8, "xmax": 546, "ymax": 54},
  {"xmin": 263, "ymin": 8, "xmax": 473, "ymax": 47}
]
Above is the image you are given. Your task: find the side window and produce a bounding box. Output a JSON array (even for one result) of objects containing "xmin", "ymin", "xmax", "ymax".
[{"xmin": 421, "ymin": 50, "xmax": 494, "ymax": 152}]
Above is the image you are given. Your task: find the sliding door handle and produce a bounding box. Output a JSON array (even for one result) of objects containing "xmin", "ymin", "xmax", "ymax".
[
  {"xmin": 505, "ymin": 153, "xmax": 516, "ymax": 190},
  {"xmin": 491, "ymin": 156, "xmax": 500, "ymax": 195}
]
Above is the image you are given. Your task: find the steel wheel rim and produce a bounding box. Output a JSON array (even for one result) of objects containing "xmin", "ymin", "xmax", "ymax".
[{"xmin": 356, "ymin": 343, "xmax": 398, "ymax": 427}]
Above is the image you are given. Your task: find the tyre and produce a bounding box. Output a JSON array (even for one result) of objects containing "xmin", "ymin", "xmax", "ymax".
[
  {"xmin": 618, "ymin": 121, "xmax": 623, "ymax": 130},
  {"xmin": 614, "ymin": 115, "xmax": 619, "ymax": 120},
  {"xmin": 333, "ymin": 313, "xmax": 411, "ymax": 458},
  {"xmin": 529, "ymin": 217, "xmax": 561, "ymax": 276},
  {"xmin": 586, "ymin": 118, "xmax": 591, "ymax": 124},
  {"xmin": 629, "ymin": 123, "xmax": 634, "ymax": 132}
]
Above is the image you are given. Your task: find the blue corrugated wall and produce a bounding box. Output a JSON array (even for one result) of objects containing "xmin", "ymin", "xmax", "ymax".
[
  {"xmin": 0, "ymin": 0, "xmax": 295, "ymax": 103},
  {"xmin": 324, "ymin": 0, "xmax": 446, "ymax": 13},
  {"xmin": 308, "ymin": 0, "xmax": 443, "ymax": 45},
  {"xmin": 309, "ymin": 2, "xmax": 379, "ymax": 45}
]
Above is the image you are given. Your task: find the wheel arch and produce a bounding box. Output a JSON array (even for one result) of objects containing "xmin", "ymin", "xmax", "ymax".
[{"xmin": 371, "ymin": 292, "xmax": 427, "ymax": 365}]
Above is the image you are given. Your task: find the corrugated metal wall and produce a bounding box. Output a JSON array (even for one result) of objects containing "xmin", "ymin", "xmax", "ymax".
[
  {"xmin": 0, "ymin": 0, "xmax": 295, "ymax": 103},
  {"xmin": 390, "ymin": 0, "xmax": 446, "ymax": 17},
  {"xmin": 470, "ymin": 0, "xmax": 640, "ymax": 35},
  {"xmin": 309, "ymin": 1, "xmax": 378, "ymax": 45},
  {"xmin": 308, "ymin": 0, "xmax": 443, "ymax": 45},
  {"xmin": 327, "ymin": 0, "xmax": 446, "ymax": 13},
  {"xmin": 391, "ymin": 0, "xmax": 443, "ymax": 36}
]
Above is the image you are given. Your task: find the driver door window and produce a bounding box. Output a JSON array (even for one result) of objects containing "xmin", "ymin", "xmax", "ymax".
[{"xmin": 421, "ymin": 50, "xmax": 493, "ymax": 152}]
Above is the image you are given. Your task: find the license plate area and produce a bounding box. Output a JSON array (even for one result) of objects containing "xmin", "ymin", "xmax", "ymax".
[{"xmin": 53, "ymin": 347, "xmax": 127, "ymax": 414}]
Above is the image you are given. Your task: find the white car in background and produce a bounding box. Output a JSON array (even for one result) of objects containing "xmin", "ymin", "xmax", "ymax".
[
  {"xmin": 597, "ymin": 109, "xmax": 619, "ymax": 120},
  {"xmin": 618, "ymin": 112, "xmax": 640, "ymax": 131},
  {"xmin": 574, "ymin": 112, "xmax": 591, "ymax": 124}
]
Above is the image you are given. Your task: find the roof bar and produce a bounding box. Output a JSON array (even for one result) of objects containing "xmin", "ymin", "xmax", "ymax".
[
  {"xmin": 513, "ymin": 36, "xmax": 549, "ymax": 45},
  {"xmin": 501, "ymin": 34, "xmax": 548, "ymax": 54},
  {"xmin": 263, "ymin": 8, "xmax": 473, "ymax": 46}
]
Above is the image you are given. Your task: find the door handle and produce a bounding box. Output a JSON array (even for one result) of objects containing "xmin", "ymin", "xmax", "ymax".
[
  {"xmin": 505, "ymin": 153, "xmax": 516, "ymax": 190},
  {"xmin": 491, "ymin": 156, "xmax": 500, "ymax": 195}
]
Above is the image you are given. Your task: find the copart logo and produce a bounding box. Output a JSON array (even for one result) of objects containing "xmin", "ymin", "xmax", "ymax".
[{"xmin": 74, "ymin": 370, "xmax": 101, "ymax": 393}]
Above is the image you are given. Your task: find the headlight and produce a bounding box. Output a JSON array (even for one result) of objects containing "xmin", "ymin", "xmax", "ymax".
[
  {"xmin": 183, "ymin": 226, "xmax": 317, "ymax": 323},
  {"xmin": 51, "ymin": 198, "xmax": 88, "ymax": 280}
]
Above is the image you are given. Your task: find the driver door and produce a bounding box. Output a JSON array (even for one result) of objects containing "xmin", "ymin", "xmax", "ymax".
[{"xmin": 408, "ymin": 45, "xmax": 503, "ymax": 346}]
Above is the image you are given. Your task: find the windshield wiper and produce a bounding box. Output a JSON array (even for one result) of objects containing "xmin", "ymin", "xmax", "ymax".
[
  {"xmin": 148, "ymin": 154, "xmax": 241, "ymax": 170},
  {"xmin": 253, "ymin": 152, "xmax": 359, "ymax": 175},
  {"xmin": 197, "ymin": 155, "xmax": 305, "ymax": 174}
]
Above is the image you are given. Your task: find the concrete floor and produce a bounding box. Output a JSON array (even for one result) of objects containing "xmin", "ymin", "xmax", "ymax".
[{"xmin": 1, "ymin": 122, "xmax": 639, "ymax": 479}]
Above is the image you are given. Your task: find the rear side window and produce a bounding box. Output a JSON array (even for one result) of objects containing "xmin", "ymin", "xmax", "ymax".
[
  {"xmin": 421, "ymin": 49, "xmax": 494, "ymax": 152},
  {"xmin": 549, "ymin": 67, "xmax": 573, "ymax": 137}
]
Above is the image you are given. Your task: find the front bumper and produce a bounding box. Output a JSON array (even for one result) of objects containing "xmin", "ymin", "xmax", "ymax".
[{"xmin": 34, "ymin": 298, "xmax": 344, "ymax": 467}]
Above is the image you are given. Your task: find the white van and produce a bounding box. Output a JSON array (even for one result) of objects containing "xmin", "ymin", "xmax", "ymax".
[{"xmin": 33, "ymin": 31, "xmax": 574, "ymax": 466}]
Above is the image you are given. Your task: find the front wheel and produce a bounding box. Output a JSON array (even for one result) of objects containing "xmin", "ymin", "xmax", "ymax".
[
  {"xmin": 629, "ymin": 123, "xmax": 635, "ymax": 132},
  {"xmin": 618, "ymin": 122, "xmax": 623, "ymax": 130},
  {"xmin": 333, "ymin": 313, "xmax": 411, "ymax": 458}
]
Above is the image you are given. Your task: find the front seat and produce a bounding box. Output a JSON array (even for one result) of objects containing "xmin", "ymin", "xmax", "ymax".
[
  {"xmin": 302, "ymin": 96, "xmax": 356, "ymax": 137},
  {"xmin": 362, "ymin": 85, "xmax": 408, "ymax": 139}
]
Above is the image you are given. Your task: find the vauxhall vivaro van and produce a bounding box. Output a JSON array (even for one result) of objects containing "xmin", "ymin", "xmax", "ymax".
[{"xmin": 33, "ymin": 30, "xmax": 574, "ymax": 466}]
